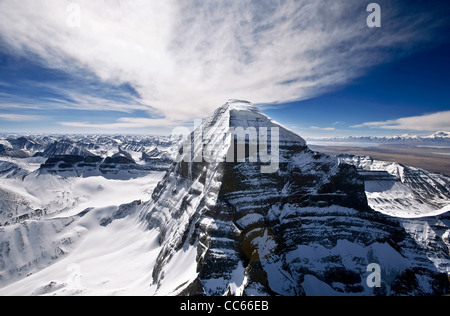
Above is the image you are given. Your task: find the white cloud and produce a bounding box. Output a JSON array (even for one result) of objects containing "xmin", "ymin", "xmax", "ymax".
[
  {"xmin": 310, "ymin": 126, "xmax": 336, "ymax": 131},
  {"xmin": 0, "ymin": 0, "xmax": 443, "ymax": 125},
  {"xmin": 352, "ymin": 111, "xmax": 450, "ymax": 131},
  {"xmin": 59, "ymin": 117, "xmax": 182, "ymax": 129},
  {"xmin": 0, "ymin": 113, "xmax": 43, "ymax": 121}
]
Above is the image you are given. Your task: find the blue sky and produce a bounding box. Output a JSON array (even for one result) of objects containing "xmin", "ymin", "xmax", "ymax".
[
  {"xmin": 266, "ymin": 40, "xmax": 450, "ymax": 137},
  {"xmin": 0, "ymin": 0, "xmax": 449, "ymax": 136}
]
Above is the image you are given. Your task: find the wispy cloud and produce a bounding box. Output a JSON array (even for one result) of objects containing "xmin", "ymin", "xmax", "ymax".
[
  {"xmin": 310, "ymin": 126, "xmax": 336, "ymax": 131},
  {"xmin": 352, "ymin": 111, "xmax": 450, "ymax": 131},
  {"xmin": 0, "ymin": 75, "xmax": 148, "ymax": 114},
  {"xmin": 0, "ymin": 0, "xmax": 446, "ymax": 126},
  {"xmin": 59, "ymin": 117, "xmax": 183, "ymax": 130},
  {"xmin": 0, "ymin": 113, "xmax": 43, "ymax": 121}
]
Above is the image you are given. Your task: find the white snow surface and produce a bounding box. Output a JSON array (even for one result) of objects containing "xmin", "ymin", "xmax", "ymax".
[
  {"xmin": 0, "ymin": 206, "xmax": 164, "ymax": 296},
  {"xmin": 0, "ymin": 154, "xmax": 172, "ymax": 295},
  {"xmin": 0, "ymin": 167, "xmax": 201, "ymax": 296}
]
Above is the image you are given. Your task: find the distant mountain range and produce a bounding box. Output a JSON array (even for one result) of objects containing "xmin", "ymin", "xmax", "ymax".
[{"xmin": 306, "ymin": 131, "xmax": 450, "ymax": 144}]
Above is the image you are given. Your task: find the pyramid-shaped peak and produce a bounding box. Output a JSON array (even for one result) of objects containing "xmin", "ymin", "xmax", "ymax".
[{"xmin": 202, "ymin": 100, "xmax": 306, "ymax": 148}]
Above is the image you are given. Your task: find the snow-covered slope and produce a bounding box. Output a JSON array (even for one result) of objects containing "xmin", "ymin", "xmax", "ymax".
[
  {"xmin": 0, "ymin": 201, "xmax": 165, "ymax": 295},
  {"xmin": 42, "ymin": 141, "xmax": 94, "ymax": 158},
  {"xmin": 0, "ymin": 169, "xmax": 166, "ymax": 292}
]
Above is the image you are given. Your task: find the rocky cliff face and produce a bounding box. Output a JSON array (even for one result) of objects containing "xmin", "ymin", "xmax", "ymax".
[{"xmin": 140, "ymin": 100, "xmax": 449, "ymax": 296}]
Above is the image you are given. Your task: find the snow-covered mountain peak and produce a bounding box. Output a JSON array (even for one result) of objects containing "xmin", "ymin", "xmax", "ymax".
[
  {"xmin": 426, "ymin": 131, "xmax": 450, "ymax": 139},
  {"xmin": 207, "ymin": 100, "xmax": 307, "ymax": 147},
  {"xmin": 218, "ymin": 99, "xmax": 263, "ymax": 119},
  {"xmin": 224, "ymin": 99, "xmax": 265, "ymax": 117}
]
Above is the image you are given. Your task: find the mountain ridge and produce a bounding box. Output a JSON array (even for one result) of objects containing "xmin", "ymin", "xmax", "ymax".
[{"xmin": 306, "ymin": 131, "xmax": 450, "ymax": 144}]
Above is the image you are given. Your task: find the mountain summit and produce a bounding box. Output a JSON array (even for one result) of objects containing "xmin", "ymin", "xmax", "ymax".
[
  {"xmin": 140, "ymin": 101, "xmax": 449, "ymax": 296},
  {"xmin": 174, "ymin": 100, "xmax": 305, "ymax": 174},
  {"xmin": 426, "ymin": 131, "xmax": 450, "ymax": 139}
]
